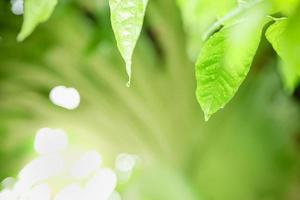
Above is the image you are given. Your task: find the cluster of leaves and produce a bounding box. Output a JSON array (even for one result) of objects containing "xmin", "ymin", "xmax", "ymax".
[
  {"xmin": 1, "ymin": 1, "xmax": 300, "ymax": 199},
  {"xmin": 179, "ymin": 0, "xmax": 300, "ymax": 120},
  {"xmin": 16, "ymin": 0, "xmax": 148, "ymax": 87},
  {"xmin": 13, "ymin": 0, "xmax": 300, "ymax": 120}
]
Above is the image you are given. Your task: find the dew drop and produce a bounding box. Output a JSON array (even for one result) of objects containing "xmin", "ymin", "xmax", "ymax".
[{"xmin": 125, "ymin": 61, "xmax": 132, "ymax": 87}]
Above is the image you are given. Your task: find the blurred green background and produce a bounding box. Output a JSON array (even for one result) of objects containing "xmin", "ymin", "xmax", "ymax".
[{"xmin": 1, "ymin": 0, "xmax": 300, "ymax": 199}]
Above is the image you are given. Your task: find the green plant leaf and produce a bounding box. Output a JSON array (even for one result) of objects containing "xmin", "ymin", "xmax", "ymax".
[
  {"xmin": 270, "ymin": 0, "xmax": 299, "ymax": 15},
  {"xmin": 282, "ymin": 11, "xmax": 300, "ymax": 75},
  {"xmin": 278, "ymin": 60, "xmax": 299, "ymax": 93},
  {"xmin": 265, "ymin": 19, "xmax": 300, "ymax": 92},
  {"xmin": 17, "ymin": 0, "xmax": 58, "ymax": 41},
  {"xmin": 109, "ymin": 0, "xmax": 148, "ymax": 87},
  {"xmin": 196, "ymin": 16, "xmax": 266, "ymax": 121},
  {"xmin": 176, "ymin": 0, "xmax": 236, "ymax": 58}
]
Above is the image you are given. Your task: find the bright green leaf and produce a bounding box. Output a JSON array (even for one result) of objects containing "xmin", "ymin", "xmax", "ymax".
[
  {"xmin": 109, "ymin": 0, "xmax": 148, "ymax": 87},
  {"xmin": 196, "ymin": 16, "xmax": 266, "ymax": 121},
  {"xmin": 283, "ymin": 12, "xmax": 300, "ymax": 76},
  {"xmin": 265, "ymin": 19, "xmax": 300, "ymax": 92},
  {"xmin": 17, "ymin": 0, "xmax": 58, "ymax": 41},
  {"xmin": 176, "ymin": 0, "xmax": 237, "ymax": 58},
  {"xmin": 270, "ymin": 0, "xmax": 299, "ymax": 15}
]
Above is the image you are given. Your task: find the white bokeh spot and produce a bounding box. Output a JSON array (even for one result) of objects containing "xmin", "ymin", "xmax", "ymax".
[
  {"xmin": 109, "ymin": 191, "xmax": 122, "ymax": 200},
  {"xmin": 0, "ymin": 128, "xmax": 133, "ymax": 200},
  {"xmin": 71, "ymin": 151, "xmax": 102, "ymax": 179},
  {"xmin": 54, "ymin": 183, "xmax": 82, "ymax": 200},
  {"xmin": 10, "ymin": 0, "xmax": 23, "ymax": 15},
  {"xmin": 49, "ymin": 86, "xmax": 80, "ymax": 110},
  {"xmin": 83, "ymin": 168, "xmax": 117, "ymax": 200},
  {"xmin": 34, "ymin": 128, "xmax": 68, "ymax": 155},
  {"xmin": 115, "ymin": 153, "xmax": 137, "ymax": 172}
]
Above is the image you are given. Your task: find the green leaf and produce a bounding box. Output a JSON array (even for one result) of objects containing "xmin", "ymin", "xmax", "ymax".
[
  {"xmin": 109, "ymin": 0, "xmax": 148, "ymax": 87},
  {"xmin": 282, "ymin": 12, "xmax": 300, "ymax": 75},
  {"xmin": 270, "ymin": 0, "xmax": 299, "ymax": 15},
  {"xmin": 196, "ymin": 16, "xmax": 266, "ymax": 121},
  {"xmin": 176, "ymin": 0, "xmax": 236, "ymax": 58},
  {"xmin": 17, "ymin": 0, "xmax": 58, "ymax": 41},
  {"xmin": 265, "ymin": 20, "xmax": 289, "ymax": 59},
  {"xmin": 278, "ymin": 60, "xmax": 299, "ymax": 93},
  {"xmin": 265, "ymin": 19, "xmax": 300, "ymax": 92}
]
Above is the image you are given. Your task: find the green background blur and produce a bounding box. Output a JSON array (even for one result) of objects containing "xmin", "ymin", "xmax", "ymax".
[{"xmin": 1, "ymin": 0, "xmax": 300, "ymax": 199}]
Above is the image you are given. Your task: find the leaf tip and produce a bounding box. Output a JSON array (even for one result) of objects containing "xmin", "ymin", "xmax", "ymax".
[
  {"xmin": 204, "ymin": 114, "xmax": 211, "ymax": 121},
  {"xmin": 199, "ymin": 101, "xmax": 213, "ymax": 121},
  {"xmin": 16, "ymin": 34, "xmax": 25, "ymax": 42},
  {"xmin": 125, "ymin": 60, "xmax": 132, "ymax": 87},
  {"xmin": 203, "ymin": 109, "xmax": 212, "ymax": 121},
  {"xmin": 17, "ymin": 30, "xmax": 28, "ymax": 42},
  {"xmin": 201, "ymin": 99, "xmax": 215, "ymax": 121}
]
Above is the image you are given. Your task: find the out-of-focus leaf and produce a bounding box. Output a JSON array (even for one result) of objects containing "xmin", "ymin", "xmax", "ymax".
[
  {"xmin": 109, "ymin": 0, "xmax": 148, "ymax": 86},
  {"xmin": 265, "ymin": 20, "xmax": 288, "ymax": 58},
  {"xmin": 265, "ymin": 19, "xmax": 300, "ymax": 92},
  {"xmin": 270, "ymin": 0, "xmax": 300, "ymax": 15},
  {"xmin": 17, "ymin": 0, "xmax": 58, "ymax": 41},
  {"xmin": 196, "ymin": 14, "xmax": 266, "ymax": 121},
  {"xmin": 283, "ymin": 12, "xmax": 300, "ymax": 75},
  {"xmin": 176, "ymin": 0, "xmax": 237, "ymax": 59},
  {"xmin": 278, "ymin": 60, "xmax": 299, "ymax": 93}
]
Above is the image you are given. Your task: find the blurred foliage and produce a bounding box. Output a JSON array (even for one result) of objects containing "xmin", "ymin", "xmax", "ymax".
[
  {"xmin": 17, "ymin": 0, "xmax": 58, "ymax": 41},
  {"xmin": 179, "ymin": 0, "xmax": 300, "ymax": 119},
  {"xmin": 0, "ymin": 0, "xmax": 300, "ymax": 200}
]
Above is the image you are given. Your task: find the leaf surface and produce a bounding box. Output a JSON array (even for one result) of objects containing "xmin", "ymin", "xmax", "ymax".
[
  {"xmin": 109, "ymin": 0, "xmax": 148, "ymax": 86},
  {"xmin": 196, "ymin": 17, "xmax": 265, "ymax": 120}
]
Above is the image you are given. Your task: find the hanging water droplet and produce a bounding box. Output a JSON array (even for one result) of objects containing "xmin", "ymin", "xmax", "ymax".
[{"xmin": 126, "ymin": 60, "xmax": 132, "ymax": 87}]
